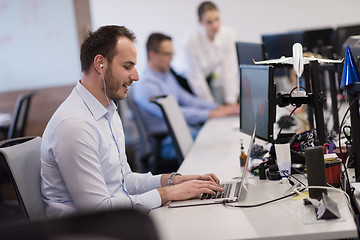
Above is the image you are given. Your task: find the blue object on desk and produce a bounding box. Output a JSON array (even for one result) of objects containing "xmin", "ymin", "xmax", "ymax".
[{"xmin": 341, "ymin": 45, "xmax": 360, "ymax": 88}]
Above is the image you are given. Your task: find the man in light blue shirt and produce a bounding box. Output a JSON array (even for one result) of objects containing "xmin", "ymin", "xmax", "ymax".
[
  {"xmin": 132, "ymin": 33, "xmax": 239, "ymax": 160},
  {"xmin": 41, "ymin": 25, "xmax": 223, "ymax": 218}
]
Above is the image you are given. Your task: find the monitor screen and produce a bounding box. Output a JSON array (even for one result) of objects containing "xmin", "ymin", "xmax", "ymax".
[
  {"xmin": 235, "ymin": 41, "xmax": 264, "ymax": 65},
  {"xmin": 303, "ymin": 28, "xmax": 334, "ymax": 53},
  {"xmin": 334, "ymin": 24, "xmax": 360, "ymax": 57},
  {"xmin": 262, "ymin": 31, "xmax": 304, "ymax": 59},
  {"xmin": 239, "ymin": 65, "xmax": 276, "ymax": 141}
]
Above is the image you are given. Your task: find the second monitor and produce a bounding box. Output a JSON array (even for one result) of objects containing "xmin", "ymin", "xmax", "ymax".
[{"xmin": 239, "ymin": 65, "xmax": 276, "ymax": 142}]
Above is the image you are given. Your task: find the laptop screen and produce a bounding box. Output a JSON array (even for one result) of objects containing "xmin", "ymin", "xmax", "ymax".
[{"xmin": 238, "ymin": 126, "xmax": 256, "ymax": 198}]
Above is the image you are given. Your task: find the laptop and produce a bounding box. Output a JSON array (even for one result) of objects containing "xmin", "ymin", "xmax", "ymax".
[{"xmin": 168, "ymin": 126, "xmax": 256, "ymax": 208}]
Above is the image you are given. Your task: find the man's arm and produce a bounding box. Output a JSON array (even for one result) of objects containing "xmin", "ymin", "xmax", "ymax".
[
  {"xmin": 209, "ymin": 104, "xmax": 240, "ymax": 118},
  {"xmin": 157, "ymin": 173, "xmax": 222, "ymax": 205}
]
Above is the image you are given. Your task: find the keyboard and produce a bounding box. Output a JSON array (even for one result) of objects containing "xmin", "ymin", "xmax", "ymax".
[{"xmin": 200, "ymin": 182, "xmax": 241, "ymax": 200}]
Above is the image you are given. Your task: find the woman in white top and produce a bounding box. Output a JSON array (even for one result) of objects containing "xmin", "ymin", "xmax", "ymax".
[{"xmin": 174, "ymin": 1, "xmax": 239, "ymax": 104}]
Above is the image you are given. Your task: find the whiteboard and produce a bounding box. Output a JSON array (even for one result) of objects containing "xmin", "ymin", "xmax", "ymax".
[{"xmin": 0, "ymin": 0, "xmax": 81, "ymax": 92}]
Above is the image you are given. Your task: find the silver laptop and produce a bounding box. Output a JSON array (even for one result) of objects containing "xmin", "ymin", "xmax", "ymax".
[{"xmin": 168, "ymin": 126, "xmax": 256, "ymax": 208}]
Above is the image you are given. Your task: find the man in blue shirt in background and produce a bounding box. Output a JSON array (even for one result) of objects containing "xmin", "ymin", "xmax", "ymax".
[{"xmin": 133, "ymin": 33, "xmax": 239, "ymax": 161}]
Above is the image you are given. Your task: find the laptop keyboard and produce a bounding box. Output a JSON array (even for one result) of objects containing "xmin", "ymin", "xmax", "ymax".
[{"xmin": 200, "ymin": 182, "xmax": 241, "ymax": 200}]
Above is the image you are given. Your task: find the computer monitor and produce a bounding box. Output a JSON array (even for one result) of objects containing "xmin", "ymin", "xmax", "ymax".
[
  {"xmin": 342, "ymin": 36, "xmax": 360, "ymax": 66},
  {"xmin": 262, "ymin": 31, "xmax": 304, "ymax": 59},
  {"xmin": 333, "ymin": 24, "xmax": 360, "ymax": 57},
  {"xmin": 235, "ymin": 41, "xmax": 264, "ymax": 65},
  {"xmin": 303, "ymin": 28, "xmax": 334, "ymax": 54},
  {"xmin": 239, "ymin": 65, "xmax": 276, "ymax": 142}
]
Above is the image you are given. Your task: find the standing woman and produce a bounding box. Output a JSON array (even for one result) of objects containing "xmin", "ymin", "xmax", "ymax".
[{"xmin": 173, "ymin": 1, "xmax": 239, "ymax": 104}]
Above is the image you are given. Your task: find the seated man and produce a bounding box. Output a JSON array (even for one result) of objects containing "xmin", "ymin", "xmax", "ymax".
[
  {"xmin": 40, "ymin": 25, "xmax": 223, "ymax": 218},
  {"xmin": 132, "ymin": 33, "xmax": 239, "ymax": 160}
]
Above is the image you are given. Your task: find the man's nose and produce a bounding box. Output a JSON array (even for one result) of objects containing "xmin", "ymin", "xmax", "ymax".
[{"xmin": 130, "ymin": 67, "xmax": 139, "ymax": 81}]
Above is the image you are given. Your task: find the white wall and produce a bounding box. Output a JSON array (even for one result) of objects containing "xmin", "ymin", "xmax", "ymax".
[
  {"xmin": 90, "ymin": 0, "xmax": 360, "ymax": 73},
  {"xmin": 0, "ymin": 0, "xmax": 81, "ymax": 93}
]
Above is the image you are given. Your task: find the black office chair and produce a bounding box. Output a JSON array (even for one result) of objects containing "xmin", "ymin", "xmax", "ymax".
[
  {"xmin": 126, "ymin": 90, "xmax": 178, "ymax": 174},
  {"xmin": 0, "ymin": 208, "xmax": 159, "ymax": 240},
  {"xmin": 7, "ymin": 91, "xmax": 36, "ymax": 139}
]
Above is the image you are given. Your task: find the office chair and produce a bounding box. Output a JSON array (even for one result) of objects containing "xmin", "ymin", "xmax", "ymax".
[
  {"xmin": 150, "ymin": 95, "xmax": 194, "ymax": 164},
  {"xmin": 0, "ymin": 136, "xmax": 45, "ymax": 221},
  {"xmin": 127, "ymin": 90, "xmax": 178, "ymax": 174},
  {"xmin": 0, "ymin": 208, "xmax": 159, "ymax": 240},
  {"xmin": 7, "ymin": 91, "xmax": 36, "ymax": 139}
]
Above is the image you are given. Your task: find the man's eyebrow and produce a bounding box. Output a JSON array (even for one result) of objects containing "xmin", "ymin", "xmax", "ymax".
[{"xmin": 124, "ymin": 61, "xmax": 135, "ymax": 66}]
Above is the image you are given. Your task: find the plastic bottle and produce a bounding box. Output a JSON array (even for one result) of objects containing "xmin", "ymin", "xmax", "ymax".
[{"xmin": 240, "ymin": 139, "xmax": 247, "ymax": 167}]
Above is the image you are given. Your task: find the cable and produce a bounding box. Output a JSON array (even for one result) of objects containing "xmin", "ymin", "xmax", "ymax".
[
  {"xmin": 281, "ymin": 171, "xmax": 307, "ymax": 187},
  {"xmin": 100, "ymin": 68, "xmax": 111, "ymax": 105},
  {"xmin": 289, "ymin": 86, "xmax": 307, "ymax": 98},
  {"xmin": 338, "ymin": 95, "xmax": 358, "ymax": 156},
  {"xmin": 293, "ymin": 185, "xmax": 354, "ymax": 217},
  {"xmin": 337, "ymin": 95, "xmax": 358, "ymax": 185},
  {"xmin": 276, "ymin": 106, "xmax": 299, "ymax": 142},
  {"xmin": 223, "ymin": 191, "xmax": 298, "ymax": 208}
]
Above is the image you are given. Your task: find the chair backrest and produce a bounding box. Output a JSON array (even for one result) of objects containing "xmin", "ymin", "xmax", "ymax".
[
  {"xmin": 7, "ymin": 91, "xmax": 36, "ymax": 139},
  {"xmin": 126, "ymin": 89, "xmax": 153, "ymax": 162},
  {"xmin": 150, "ymin": 95, "xmax": 194, "ymax": 163},
  {"xmin": 0, "ymin": 136, "xmax": 45, "ymax": 220},
  {"xmin": 0, "ymin": 208, "xmax": 159, "ymax": 240}
]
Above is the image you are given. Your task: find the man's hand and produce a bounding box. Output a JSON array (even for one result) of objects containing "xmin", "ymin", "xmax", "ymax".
[
  {"xmin": 172, "ymin": 173, "xmax": 220, "ymax": 185},
  {"xmin": 209, "ymin": 104, "xmax": 239, "ymax": 118},
  {"xmin": 157, "ymin": 179, "xmax": 223, "ymax": 205},
  {"xmin": 160, "ymin": 173, "xmax": 219, "ymax": 186}
]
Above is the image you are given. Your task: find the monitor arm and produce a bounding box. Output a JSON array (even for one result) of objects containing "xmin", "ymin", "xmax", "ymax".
[{"xmin": 276, "ymin": 61, "xmax": 327, "ymax": 145}]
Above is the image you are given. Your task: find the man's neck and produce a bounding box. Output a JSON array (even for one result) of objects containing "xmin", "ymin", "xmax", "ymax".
[
  {"xmin": 80, "ymin": 75, "xmax": 110, "ymax": 107},
  {"xmin": 148, "ymin": 62, "xmax": 168, "ymax": 73}
]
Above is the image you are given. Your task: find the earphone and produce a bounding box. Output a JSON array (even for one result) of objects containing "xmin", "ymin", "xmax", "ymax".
[{"xmin": 99, "ymin": 63, "xmax": 110, "ymax": 104}]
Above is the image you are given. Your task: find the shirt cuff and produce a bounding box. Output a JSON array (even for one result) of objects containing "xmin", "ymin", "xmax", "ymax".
[
  {"xmin": 130, "ymin": 189, "xmax": 162, "ymax": 210},
  {"xmin": 148, "ymin": 174, "xmax": 162, "ymax": 188}
]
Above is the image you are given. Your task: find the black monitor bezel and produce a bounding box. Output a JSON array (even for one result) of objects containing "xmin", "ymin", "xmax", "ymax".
[{"xmin": 239, "ymin": 64, "xmax": 276, "ymax": 142}]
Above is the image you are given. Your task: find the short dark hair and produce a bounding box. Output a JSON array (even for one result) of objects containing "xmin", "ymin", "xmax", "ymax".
[
  {"xmin": 146, "ymin": 33, "xmax": 172, "ymax": 58},
  {"xmin": 198, "ymin": 1, "xmax": 218, "ymax": 22},
  {"xmin": 80, "ymin": 25, "xmax": 136, "ymax": 73}
]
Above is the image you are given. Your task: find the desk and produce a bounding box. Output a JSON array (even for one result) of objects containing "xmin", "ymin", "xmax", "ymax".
[{"xmin": 150, "ymin": 116, "xmax": 358, "ymax": 240}]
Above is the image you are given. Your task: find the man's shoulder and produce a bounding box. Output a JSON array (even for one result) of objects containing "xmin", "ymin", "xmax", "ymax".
[{"xmin": 44, "ymin": 94, "xmax": 93, "ymax": 137}]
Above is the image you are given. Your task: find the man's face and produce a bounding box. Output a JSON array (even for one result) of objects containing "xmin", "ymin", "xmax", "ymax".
[
  {"xmin": 104, "ymin": 37, "xmax": 139, "ymax": 100},
  {"xmin": 153, "ymin": 40, "xmax": 173, "ymax": 72},
  {"xmin": 200, "ymin": 10, "xmax": 221, "ymax": 39}
]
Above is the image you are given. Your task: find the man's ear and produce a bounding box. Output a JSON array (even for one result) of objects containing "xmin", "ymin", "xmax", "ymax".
[
  {"xmin": 148, "ymin": 50, "xmax": 156, "ymax": 60},
  {"xmin": 94, "ymin": 54, "xmax": 105, "ymax": 73}
]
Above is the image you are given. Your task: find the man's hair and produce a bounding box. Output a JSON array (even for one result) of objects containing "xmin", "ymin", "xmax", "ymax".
[
  {"xmin": 197, "ymin": 1, "xmax": 218, "ymax": 22},
  {"xmin": 146, "ymin": 33, "xmax": 172, "ymax": 59},
  {"xmin": 80, "ymin": 25, "xmax": 136, "ymax": 73}
]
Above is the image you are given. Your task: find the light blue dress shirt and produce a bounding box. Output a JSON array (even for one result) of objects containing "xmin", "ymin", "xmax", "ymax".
[
  {"xmin": 132, "ymin": 66, "xmax": 218, "ymax": 159},
  {"xmin": 41, "ymin": 81, "xmax": 162, "ymax": 217},
  {"xmin": 133, "ymin": 66, "xmax": 218, "ymax": 132}
]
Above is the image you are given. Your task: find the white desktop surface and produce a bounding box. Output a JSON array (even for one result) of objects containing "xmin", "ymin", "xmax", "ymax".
[{"xmin": 150, "ymin": 116, "xmax": 358, "ymax": 240}]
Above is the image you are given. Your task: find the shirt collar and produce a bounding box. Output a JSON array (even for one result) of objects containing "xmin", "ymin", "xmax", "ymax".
[
  {"xmin": 146, "ymin": 65, "xmax": 171, "ymax": 80},
  {"xmin": 75, "ymin": 81, "xmax": 117, "ymax": 121}
]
